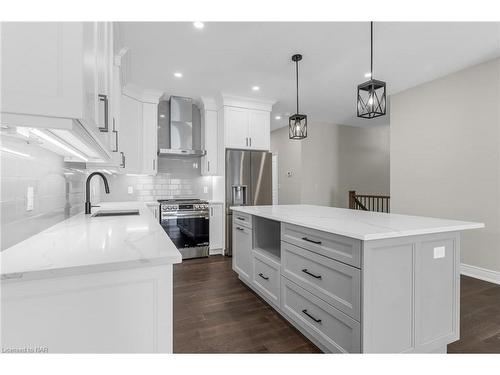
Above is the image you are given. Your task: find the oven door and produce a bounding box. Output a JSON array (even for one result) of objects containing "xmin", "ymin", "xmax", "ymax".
[{"xmin": 160, "ymin": 210, "xmax": 209, "ymax": 250}]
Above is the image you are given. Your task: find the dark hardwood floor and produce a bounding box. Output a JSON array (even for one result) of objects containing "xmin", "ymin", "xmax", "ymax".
[
  {"xmin": 447, "ymin": 275, "xmax": 500, "ymax": 353},
  {"xmin": 173, "ymin": 255, "xmax": 500, "ymax": 353}
]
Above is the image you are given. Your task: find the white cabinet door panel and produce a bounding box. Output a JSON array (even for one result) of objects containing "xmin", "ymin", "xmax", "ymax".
[
  {"xmin": 232, "ymin": 222, "xmax": 252, "ymax": 281},
  {"xmin": 209, "ymin": 203, "xmax": 223, "ymax": 251},
  {"xmin": 1, "ymin": 22, "xmax": 84, "ymax": 118},
  {"xmin": 248, "ymin": 109, "xmax": 270, "ymax": 150},
  {"xmin": 225, "ymin": 106, "xmax": 249, "ymax": 149}
]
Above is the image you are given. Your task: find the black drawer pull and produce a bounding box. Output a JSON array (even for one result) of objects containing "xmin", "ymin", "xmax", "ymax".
[
  {"xmin": 237, "ymin": 216, "xmax": 246, "ymax": 221},
  {"xmin": 302, "ymin": 309, "xmax": 322, "ymax": 323},
  {"xmin": 258, "ymin": 273, "xmax": 269, "ymax": 280},
  {"xmin": 302, "ymin": 237, "xmax": 322, "ymax": 245},
  {"xmin": 302, "ymin": 268, "xmax": 322, "ymax": 279},
  {"xmin": 236, "ymin": 227, "xmax": 244, "ymax": 231}
]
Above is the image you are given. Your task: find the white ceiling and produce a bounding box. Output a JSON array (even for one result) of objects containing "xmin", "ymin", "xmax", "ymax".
[{"xmin": 117, "ymin": 22, "xmax": 500, "ymax": 129}]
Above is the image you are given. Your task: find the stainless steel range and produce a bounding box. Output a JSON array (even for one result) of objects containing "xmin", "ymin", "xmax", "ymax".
[{"xmin": 158, "ymin": 198, "xmax": 209, "ymax": 260}]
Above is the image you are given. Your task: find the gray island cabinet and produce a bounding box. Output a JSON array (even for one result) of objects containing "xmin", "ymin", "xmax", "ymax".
[{"xmin": 230, "ymin": 205, "xmax": 484, "ymax": 353}]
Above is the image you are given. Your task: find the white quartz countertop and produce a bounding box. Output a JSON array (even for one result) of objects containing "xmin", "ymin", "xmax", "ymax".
[
  {"xmin": 231, "ymin": 205, "xmax": 484, "ymax": 241},
  {"xmin": 1, "ymin": 202, "xmax": 181, "ymax": 281}
]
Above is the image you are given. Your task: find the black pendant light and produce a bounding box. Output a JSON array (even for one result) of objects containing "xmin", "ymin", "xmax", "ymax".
[
  {"xmin": 289, "ymin": 54, "xmax": 307, "ymax": 139},
  {"xmin": 357, "ymin": 22, "xmax": 387, "ymax": 119}
]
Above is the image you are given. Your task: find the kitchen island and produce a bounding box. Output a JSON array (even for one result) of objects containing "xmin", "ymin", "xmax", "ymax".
[
  {"xmin": 231, "ymin": 204, "xmax": 484, "ymax": 353},
  {"xmin": 1, "ymin": 202, "xmax": 181, "ymax": 353}
]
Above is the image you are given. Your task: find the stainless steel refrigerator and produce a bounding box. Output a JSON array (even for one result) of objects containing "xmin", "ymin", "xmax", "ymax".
[{"xmin": 225, "ymin": 149, "xmax": 273, "ymax": 256}]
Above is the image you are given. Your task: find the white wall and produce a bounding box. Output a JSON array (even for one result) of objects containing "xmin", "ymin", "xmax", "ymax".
[
  {"xmin": 390, "ymin": 58, "xmax": 500, "ymax": 274},
  {"xmin": 270, "ymin": 121, "xmax": 390, "ymax": 208}
]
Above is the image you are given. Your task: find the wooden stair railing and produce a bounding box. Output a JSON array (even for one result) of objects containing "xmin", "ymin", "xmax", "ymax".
[{"xmin": 349, "ymin": 190, "xmax": 390, "ymax": 213}]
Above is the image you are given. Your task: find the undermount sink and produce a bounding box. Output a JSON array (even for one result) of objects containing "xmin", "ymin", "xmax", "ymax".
[{"xmin": 92, "ymin": 209, "xmax": 140, "ymax": 217}]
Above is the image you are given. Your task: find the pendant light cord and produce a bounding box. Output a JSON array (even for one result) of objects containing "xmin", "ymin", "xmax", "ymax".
[
  {"xmin": 296, "ymin": 59, "xmax": 299, "ymax": 114},
  {"xmin": 370, "ymin": 21, "xmax": 373, "ymax": 77}
]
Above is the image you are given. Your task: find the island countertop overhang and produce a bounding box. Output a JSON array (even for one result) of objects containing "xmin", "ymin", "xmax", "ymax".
[{"xmin": 230, "ymin": 204, "xmax": 484, "ymax": 241}]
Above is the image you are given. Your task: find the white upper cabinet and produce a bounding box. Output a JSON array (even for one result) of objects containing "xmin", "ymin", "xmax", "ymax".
[
  {"xmin": 1, "ymin": 22, "xmax": 84, "ymax": 118},
  {"xmin": 248, "ymin": 109, "xmax": 271, "ymax": 150},
  {"xmin": 1, "ymin": 22, "xmax": 115, "ymax": 163},
  {"xmin": 119, "ymin": 85, "xmax": 161, "ymax": 175},
  {"xmin": 221, "ymin": 95, "xmax": 274, "ymax": 151},
  {"xmin": 201, "ymin": 97, "xmax": 220, "ymax": 176},
  {"xmin": 224, "ymin": 106, "xmax": 249, "ymax": 149}
]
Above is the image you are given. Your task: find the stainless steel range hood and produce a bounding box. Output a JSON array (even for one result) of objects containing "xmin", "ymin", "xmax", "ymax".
[{"xmin": 158, "ymin": 96, "xmax": 205, "ymax": 157}]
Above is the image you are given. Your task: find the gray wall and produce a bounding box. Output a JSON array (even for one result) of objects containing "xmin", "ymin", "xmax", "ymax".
[
  {"xmin": 271, "ymin": 122, "xmax": 390, "ymax": 208},
  {"xmin": 1, "ymin": 135, "xmax": 87, "ymax": 250},
  {"xmin": 390, "ymin": 57, "xmax": 500, "ymax": 273},
  {"xmin": 270, "ymin": 126, "xmax": 303, "ymax": 204}
]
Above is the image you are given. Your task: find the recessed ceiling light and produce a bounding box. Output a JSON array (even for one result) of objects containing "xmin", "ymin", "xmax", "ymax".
[
  {"xmin": 174, "ymin": 72, "xmax": 183, "ymax": 78},
  {"xmin": 275, "ymin": 115, "xmax": 281, "ymax": 120},
  {"xmin": 193, "ymin": 22, "xmax": 204, "ymax": 29},
  {"xmin": 252, "ymin": 86, "xmax": 260, "ymax": 91},
  {"xmin": 364, "ymin": 72, "xmax": 372, "ymax": 78}
]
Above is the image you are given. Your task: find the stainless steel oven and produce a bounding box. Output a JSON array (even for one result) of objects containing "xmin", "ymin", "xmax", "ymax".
[{"xmin": 159, "ymin": 199, "xmax": 209, "ymax": 260}]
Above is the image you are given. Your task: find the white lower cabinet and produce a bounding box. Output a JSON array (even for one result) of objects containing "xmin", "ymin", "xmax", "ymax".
[
  {"xmin": 209, "ymin": 203, "xmax": 223, "ymax": 253},
  {"xmin": 146, "ymin": 203, "xmax": 159, "ymax": 221},
  {"xmin": 232, "ymin": 221, "xmax": 252, "ymax": 282},
  {"xmin": 280, "ymin": 277, "xmax": 361, "ymax": 353},
  {"xmin": 231, "ymin": 214, "xmax": 362, "ymax": 353},
  {"xmin": 252, "ymin": 250, "xmax": 280, "ymax": 307}
]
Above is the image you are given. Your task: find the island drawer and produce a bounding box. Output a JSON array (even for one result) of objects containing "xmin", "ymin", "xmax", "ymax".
[
  {"xmin": 280, "ymin": 277, "xmax": 361, "ymax": 353},
  {"xmin": 281, "ymin": 223, "xmax": 361, "ymax": 268},
  {"xmin": 281, "ymin": 242, "xmax": 361, "ymax": 320},
  {"xmin": 252, "ymin": 250, "xmax": 280, "ymax": 307},
  {"xmin": 233, "ymin": 212, "xmax": 252, "ymax": 229}
]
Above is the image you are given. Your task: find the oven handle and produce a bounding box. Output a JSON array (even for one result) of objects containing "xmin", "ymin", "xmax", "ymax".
[{"xmin": 161, "ymin": 212, "xmax": 209, "ymax": 219}]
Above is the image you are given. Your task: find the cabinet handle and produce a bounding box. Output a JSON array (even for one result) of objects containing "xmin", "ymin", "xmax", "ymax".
[
  {"xmin": 153, "ymin": 159, "xmax": 156, "ymax": 171},
  {"xmin": 258, "ymin": 273, "xmax": 269, "ymax": 280},
  {"xmin": 302, "ymin": 309, "xmax": 322, "ymax": 323},
  {"xmin": 236, "ymin": 227, "xmax": 244, "ymax": 231},
  {"xmin": 120, "ymin": 152, "xmax": 126, "ymax": 168},
  {"xmin": 207, "ymin": 160, "xmax": 210, "ymax": 172},
  {"xmin": 249, "ymin": 137, "xmax": 252, "ymax": 147},
  {"xmin": 302, "ymin": 237, "xmax": 322, "ymax": 245},
  {"xmin": 112, "ymin": 118, "xmax": 118, "ymax": 152},
  {"xmin": 237, "ymin": 216, "xmax": 246, "ymax": 221},
  {"xmin": 302, "ymin": 269, "xmax": 322, "ymax": 279},
  {"xmin": 98, "ymin": 94, "xmax": 109, "ymax": 132}
]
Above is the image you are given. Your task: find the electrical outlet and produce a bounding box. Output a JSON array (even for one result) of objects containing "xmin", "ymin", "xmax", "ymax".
[
  {"xmin": 26, "ymin": 186, "xmax": 34, "ymax": 211},
  {"xmin": 203, "ymin": 186, "xmax": 208, "ymax": 194},
  {"xmin": 128, "ymin": 186, "xmax": 134, "ymax": 194},
  {"xmin": 433, "ymin": 246, "xmax": 445, "ymax": 259}
]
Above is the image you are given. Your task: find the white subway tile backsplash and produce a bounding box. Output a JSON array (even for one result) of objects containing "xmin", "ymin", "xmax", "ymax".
[{"xmin": 1, "ymin": 136, "xmax": 86, "ymax": 251}]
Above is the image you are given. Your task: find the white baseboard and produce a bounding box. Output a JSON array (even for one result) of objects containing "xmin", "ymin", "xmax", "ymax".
[
  {"xmin": 209, "ymin": 248, "xmax": 223, "ymax": 256},
  {"xmin": 461, "ymin": 263, "xmax": 500, "ymax": 285}
]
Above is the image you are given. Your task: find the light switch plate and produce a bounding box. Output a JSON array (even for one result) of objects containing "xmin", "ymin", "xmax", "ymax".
[
  {"xmin": 128, "ymin": 186, "xmax": 133, "ymax": 194},
  {"xmin": 433, "ymin": 246, "xmax": 445, "ymax": 259},
  {"xmin": 26, "ymin": 186, "xmax": 34, "ymax": 211}
]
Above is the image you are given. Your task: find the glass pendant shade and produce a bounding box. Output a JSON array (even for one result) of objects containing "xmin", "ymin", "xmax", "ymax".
[
  {"xmin": 289, "ymin": 114, "xmax": 307, "ymax": 139},
  {"xmin": 357, "ymin": 79, "xmax": 386, "ymax": 118},
  {"xmin": 289, "ymin": 54, "xmax": 307, "ymax": 140},
  {"xmin": 357, "ymin": 22, "xmax": 387, "ymax": 120}
]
